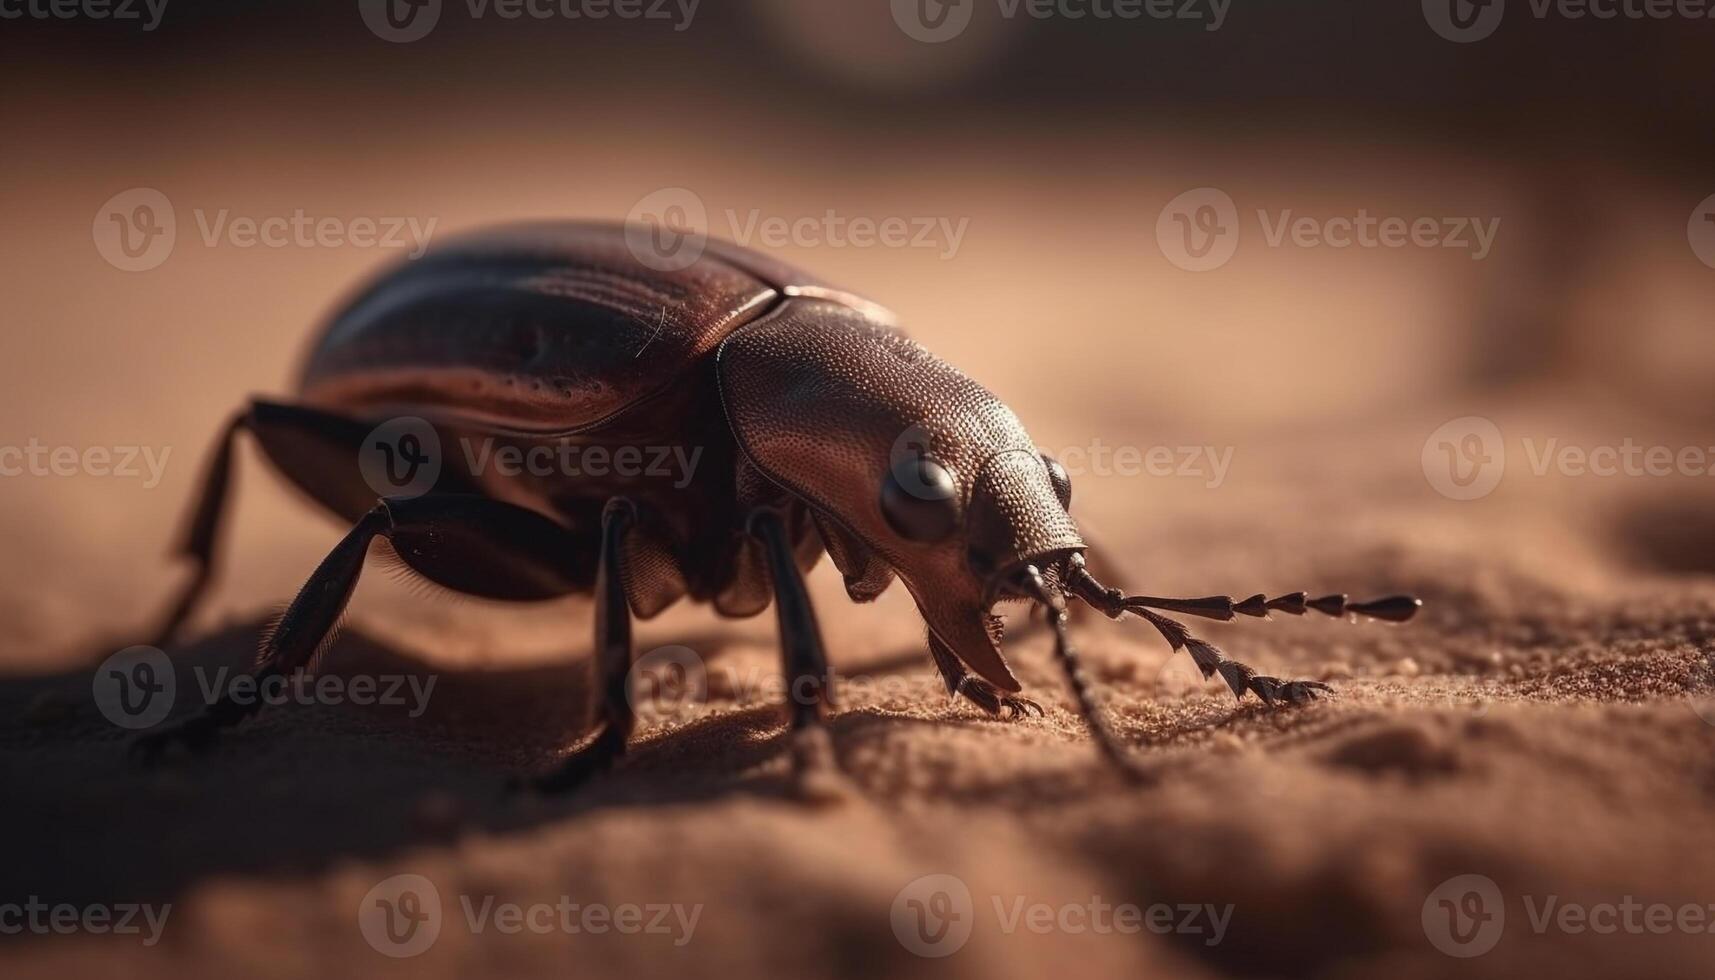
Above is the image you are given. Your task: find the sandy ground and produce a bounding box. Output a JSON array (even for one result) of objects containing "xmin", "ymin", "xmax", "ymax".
[
  {"xmin": 5, "ymin": 400, "xmax": 1715, "ymax": 980},
  {"xmin": 4, "ymin": 113, "xmax": 1715, "ymax": 978}
]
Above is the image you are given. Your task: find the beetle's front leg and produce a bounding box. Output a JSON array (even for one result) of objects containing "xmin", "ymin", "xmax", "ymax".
[
  {"xmin": 746, "ymin": 507, "xmax": 850, "ymax": 802},
  {"xmin": 927, "ymin": 633, "xmax": 1043, "ymax": 720}
]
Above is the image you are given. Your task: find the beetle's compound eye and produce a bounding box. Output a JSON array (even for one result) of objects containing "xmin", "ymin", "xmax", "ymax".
[
  {"xmin": 881, "ymin": 455, "xmax": 960, "ymax": 542},
  {"xmin": 1042, "ymin": 452, "xmax": 1072, "ymax": 510}
]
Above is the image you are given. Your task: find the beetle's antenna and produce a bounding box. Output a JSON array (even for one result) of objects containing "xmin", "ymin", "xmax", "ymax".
[
  {"xmin": 1064, "ymin": 556, "xmax": 1420, "ymax": 624},
  {"xmin": 1063, "ymin": 553, "xmax": 1386, "ymax": 706},
  {"xmin": 1015, "ymin": 564, "xmax": 1151, "ymax": 783}
]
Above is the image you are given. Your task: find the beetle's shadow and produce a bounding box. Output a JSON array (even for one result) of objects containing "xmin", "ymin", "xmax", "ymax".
[
  {"xmin": 2, "ymin": 618, "xmax": 1171, "ymax": 912},
  {"xmin": 2, "ymin": 622, "xmax": 751, "ymax": 909}
]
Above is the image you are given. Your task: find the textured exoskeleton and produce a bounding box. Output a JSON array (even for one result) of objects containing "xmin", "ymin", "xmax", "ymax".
[{"xmin": 133, "ymin": 222, "xmax": 1420, "ymax": 788}]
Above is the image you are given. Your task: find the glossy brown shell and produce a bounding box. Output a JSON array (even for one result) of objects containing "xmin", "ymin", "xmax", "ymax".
[{"xmin": 297, "ymin": 222, "xmax": 888, "ymax": 430}]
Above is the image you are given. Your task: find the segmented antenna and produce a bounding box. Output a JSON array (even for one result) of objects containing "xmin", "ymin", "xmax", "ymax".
[{"xmin": 1117, "ymin": 591, "xmax": 1420, "ymax": 623}]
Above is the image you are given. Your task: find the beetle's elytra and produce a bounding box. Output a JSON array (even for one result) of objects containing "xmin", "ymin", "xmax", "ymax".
[{"xmin": 133, "ymin": 221, "xmax": 1421, "ymax": 787}]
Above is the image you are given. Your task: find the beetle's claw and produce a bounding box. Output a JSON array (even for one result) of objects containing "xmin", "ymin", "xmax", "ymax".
[
  {"xmin": 957, "ymin": 678, "xmax": 1044, "ymax": 721},
  {"xmin": 1244, "ymin": 676, "xmax": 1335, "ymax": 708},
  {"xmin": 1003, "ymin": 696, "xmax": 1046, "ymax": 720}
]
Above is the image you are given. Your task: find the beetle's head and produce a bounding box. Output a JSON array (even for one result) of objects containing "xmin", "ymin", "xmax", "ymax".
[{"xmin": 719, "ymin": 303, "xmax": 1085, "ymax": 692}]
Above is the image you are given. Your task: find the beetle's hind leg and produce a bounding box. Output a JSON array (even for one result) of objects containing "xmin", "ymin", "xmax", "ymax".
[
  {"xmin": 133, "ymin": 493, "xmax": 585, "ymax": 762},
  {"xmin": 146, "ymin": 411, "xmax": 249, "ymax": 648},
  {"xmin": 928, "ymin": 634, "xmax": 1043, "ymax": 720}
]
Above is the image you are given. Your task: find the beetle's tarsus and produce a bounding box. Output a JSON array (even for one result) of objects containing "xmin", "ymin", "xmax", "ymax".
[
  {"xmin": 1245, "ymin": 676, "xmax": 1335, "ymax": 707},
  {"xmin": 930, "ymin": 631, "xmax": 1044, "ymax": 720},
  {"xmin": 960, "ymin": 679, "xmax": 1045, "ymax": 720},
  {"xmin": 789, "ymin": 726, "xmax": 852, "ymax": 805},
  {"xmin": 526, "ymin": 722, "xmax": 628, "ymax": 794},
  {"xmin": 129, "ymin": 684, "xmax": 265, "ymax": 763},
  {"xmin": 131, "ymin": 716, "xmax": 218, "ymax": 763}
]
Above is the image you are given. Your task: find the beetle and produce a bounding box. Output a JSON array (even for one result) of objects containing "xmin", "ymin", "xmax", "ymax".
[{"xmin": 132, "ymin": 221, "xmax": 1421, "ymax": 789}]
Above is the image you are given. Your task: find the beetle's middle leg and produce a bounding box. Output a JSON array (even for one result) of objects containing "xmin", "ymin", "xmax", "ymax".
[
  {"xmin": 528, "ymin": 498, "xmax": 639, "ymax": 793},
  {"xmin": 133, "ymin": 493, "xmax": 584, "ymax": 761},
  {"xmin": 746, "ymin": 507, "xmax": 850, "ymax": 800}
]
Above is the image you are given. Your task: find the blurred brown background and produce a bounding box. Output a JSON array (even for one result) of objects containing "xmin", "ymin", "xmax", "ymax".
[{"xmin": 3, "ymin": 2, "xmax": 1715, "ymax": 979}]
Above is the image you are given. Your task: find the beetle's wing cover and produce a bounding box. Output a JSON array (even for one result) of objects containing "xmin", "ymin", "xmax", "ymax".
[
  {"xmin": 298, "ymin": 224, "xmax": 780, "ymax": 432},
  {"xmin": 718, "ymin": 299, "xmax": 1082, "ymax": 692}
]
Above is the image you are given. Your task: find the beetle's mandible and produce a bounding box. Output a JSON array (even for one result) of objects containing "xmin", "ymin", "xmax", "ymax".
[{"xmin": 131, "ymin": 222, "xmax": 1421, "ymax": 788}]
